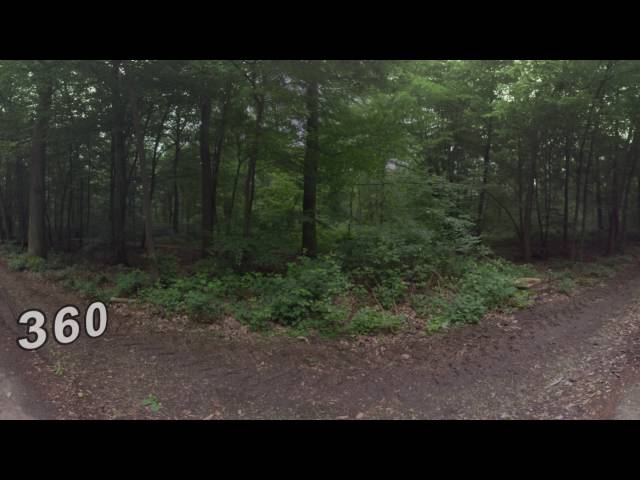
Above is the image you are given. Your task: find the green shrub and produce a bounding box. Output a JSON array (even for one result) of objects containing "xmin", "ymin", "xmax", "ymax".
[
  {"xmin": 601, "ymin": 254, "xmax": 633, "ymax": 268},
  {"xmin": 411, "ymin": 293, "xmax": 438, "ymax": 318},
  {"xmin": 372, "ymin": 274, "xmax": 407, "ymax": 309},
  {"xmin": 140, "ymin": 274, "xmax": 227, "ymax": 322},
  {"xmin": 64, "ymin": 274, "xmax": 111, "ymax": 303},
  {"xmin": 337, "ymin": 222, "xmax": 487, "ymax": 307},
  {"xmin": 557, "ymin": 277, "xmax": 576, "ymax": 294},
  {"xmin": 140, "ymin": 283, "xmax": 184, "ymax": 312},
  {"xmin": 181, "ymin": 289, "xmax": 225, "ymax": 323},
  {"xmin": 576, "ymin": 263, "xmax": 616, "ymax": 279},
  {"xmin": 207, "ymin": 232, "xmax": 297, "ymax": 273},
  {"xmin": 6, "ymin": 253, "xmax": 48, "ymax": 272},
  {"xmin": 428, "ymin": 259, "xmax": 532, "ymax": 330},
  {"xmin": 229, "ymin": 256, "xmax": 351, "ymax": 329},
  {"xmin": 7, "ymin": 253, "xmax": 28, "ymax": 271},
  {"xmin": 113, "ymin": 269, "xmax": 151, "ymax": 297},
  {"xmin": 263, "ymin": 256, "xmax": 350, "ymax": 326},
  {"xmin": 346, "ymin": 307, "xmax": 406, "ymax": 335},
  {"xmin": 26, "ymin": 255, "xmax": 48, "ymax": 271},
  {"xmin": 233, "ymin": 300, "xmax": 274, "ymax": 331},
  {"xmin": 157, "ymin": 253, "xmax": 180, "ymax": 283}
]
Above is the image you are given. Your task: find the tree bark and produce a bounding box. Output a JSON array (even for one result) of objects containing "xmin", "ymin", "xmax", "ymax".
[
  {"xmin": 128, "ymin": 68, "xmax": 159, "ymax": 280},
  {"xmin": 111, "ymin": 61, "xmax": 128, "ymax": 264},
  {"xmin": 577, "ymin": 131, "xmax": 596, "ymax": 260},
  {"xmin": 28, "ymin": 74, "xmax": 53, "ymax": 259},
  {"xmin": 172, "ymin": 107, "xmax": 182, "ymax": 235},
  {"xmin": 302, "ymin": 80, "xmax": 320, "ymax": 257},
  {"xmin": 476, "ymin": 119, "xmax": 492, "ymax": 236},
  {"xmin": 562, "ymin": 133, "xmax": 571, "ymax": 252},
  {"xmin": 243, "ymin": 92, "xmax": 264, "ymax": 239},
  {"xmin": 225, "ymin": 137, "xmax": 244, "ymax": 235},
  {"xmin": 200, "ymin": 95, "xmax": 213, "ymax": 254},
  {"xmin": 211, "ymin": 84, "xmax": 234, "ymax": 233}
]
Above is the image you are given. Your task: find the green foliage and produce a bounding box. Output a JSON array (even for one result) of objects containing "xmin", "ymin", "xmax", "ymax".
[
  {"xmin": 156, "ymin": 253, "xmax": 180, "ymax": 283},
  {"xmin": 181, "ymin": 289, "xmax": 225, "ymax": 323},
  {"xmin": 345, "ymin": 307, "xmax": 406, "ymax": 335},
  {"xmin": 141, "ymin": 394, "xmax": 161, "ymax": 413},
  {"xmin": 557, "ymin": 276, "xmax": 576, "ymax": 295},
  {"xmin": 52, "ymin": 362, "xmax": 64, "ymax": 376},
  {"xmin": 63, "ymin": 270, "xmax": 111, "ymax": 303},
  {"xmin": 6, "ymin": 253, "xmax": 47, "ymax": 272},
  {"xmin": 428, "ymin": 259, "xmax": 533, "ymax": 330},
  {"xmin": 6, "ymin": 252, "xmax": 27, "ymax": 271},
  {"xmin": 235, "ymin": 256, "xmax": 351, "ymax": 329},
  {"xmin": 207, "ymin": 232, "xmax": 297, "ymax": 273},
  {"xmin": 233, "ymin": 300, "xmax": 274, "ymax": 331},
  {"xmin": 113, "ymin": 269, "xmax": 151, "ymax": 297},
  {"xmin": 372, "ymin": 275, "xmax": 407, "ymax": 310},
  {"xmin": 548, "ymin": 256, "xmax": 626, "ymax": 292},
  {"xmin": 575, "ymin": 263, "xmax": 616, "ymax": 280},
  {"xmin": 601, "ymin": 255, "xmax": 634, "ymax": 268},
  {"xmin": 140, "ymin": 274, "xmax": 228, "ymax": 322},
  {"xmin": 27, "ymin": 255, "xmax": 49, "ymax": 272},
  {"xmin": 4, "ymin": 59, "xmax": 640, "ymax": 345}
]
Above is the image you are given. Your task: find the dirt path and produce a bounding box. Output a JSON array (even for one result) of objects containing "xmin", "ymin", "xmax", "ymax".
[
  {"xmin": 0, "ymin": 370, "xmax": 33, "ymax": 419},
  {"xmin": 614, "ymin": 383, "xmax": 640, "ymax": 419},
  {"xmin": 1, "ymin": 259, "xmax": 640, "ymax": 420}
]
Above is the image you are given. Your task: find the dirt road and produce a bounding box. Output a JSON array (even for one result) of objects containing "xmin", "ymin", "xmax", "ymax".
[{"xmin": 1, "ymin": 259, "xmax": 640, "ymax": 420}]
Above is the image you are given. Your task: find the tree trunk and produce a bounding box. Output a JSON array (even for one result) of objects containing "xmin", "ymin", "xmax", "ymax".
[
  {"xmin": 243, "ymin": 93, "xmax": 264, "ymax": 239},
  {"xmin": 617, "ymin": 129, "xmax": 640, "ymax": 252},
  {"xmin": 596, "ymin": 154, "xmax": 604, "ymax": 231},
  {"xmin": 476, "ymin": 120, "xmax": 492, "ymax": 235},
  {"xmin": 15, "ymin": 158, "xmax": 28, "ymax": 246},
  {"xmin": 111, "ymin": 61, "xmax": 128, "ymax": 264},
  {"xmin": 577, "ymin": 131, "xmax": 596, "ymax": 260},
  {"xmin": 140, "ymin": 106, "xmax": 168, "ymax": 248},
  {"xmin": 129, "ymin": 70, "xmax": 159, "ymax": 280},
  {"xmin": 302, "ymin": 80, "xmax": 320, "ymax": 257},
  {"xmin": 211, "ymin": 84, "xmax": 234, "ymax": 234},
  {"xmin": 150, "ymin": 106, "xmax": 169, "ymax": 205},
  {"xmin": 607, "ymin": 148, "xmax": 620, "ymax": 255},
  {"xmin": 28, "ymin": 74, "xmax": 53, "ymax": 259},
  {"xmin": 562, "ymin": 134, "xmax": 571, "ymax": 251},
  {"xmin": 200, "ymin": 96, "xmax": 213, "ymax": 254},
  {"xmin": 172, "ymin": 108, "xmax": 181, "ymax": 235},
  {"xmin": 225, "ymin": 138, "xmax": 244, "ymax": 235}
]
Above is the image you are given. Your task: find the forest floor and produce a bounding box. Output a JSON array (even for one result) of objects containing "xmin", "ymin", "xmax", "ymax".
[{"xmin": 2, "ymin": 256, "xmax": 640, "ymax": 419}]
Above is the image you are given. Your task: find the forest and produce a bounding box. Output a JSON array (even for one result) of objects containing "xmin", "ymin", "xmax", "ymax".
[{"xmin": 1, "ymin": 60, "xmax": 640, "ymax": 336}]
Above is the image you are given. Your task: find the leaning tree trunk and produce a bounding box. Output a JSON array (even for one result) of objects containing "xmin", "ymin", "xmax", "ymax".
[{"xmin": 28, "ymin": 75, "xmax": 53, "ymax": 259}]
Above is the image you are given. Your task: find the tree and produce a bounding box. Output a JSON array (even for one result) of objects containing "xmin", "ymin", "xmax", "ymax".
[{"xmin": 28, "ymin": 62, "xmax": 53, "ymax": 259}]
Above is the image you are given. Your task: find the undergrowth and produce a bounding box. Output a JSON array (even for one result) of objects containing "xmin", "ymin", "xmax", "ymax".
[{"xmin": 1, "ymin": 236, "xmax": 632, "ymax": 338}]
